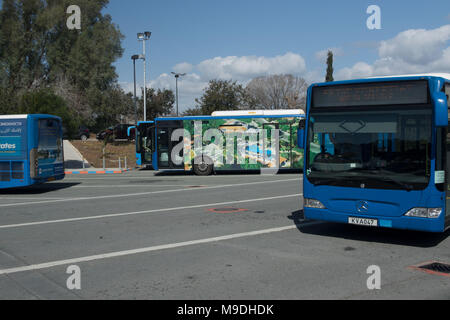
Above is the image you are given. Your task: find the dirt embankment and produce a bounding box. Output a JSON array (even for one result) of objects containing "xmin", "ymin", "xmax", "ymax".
[{"xmin": 70, "ymin": 140, "xmax": 138, "ymax": 169}]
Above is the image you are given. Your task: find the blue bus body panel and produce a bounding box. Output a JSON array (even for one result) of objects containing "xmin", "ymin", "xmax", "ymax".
[
  {"xmin": 303, "ymin": 181, "xmax": 446, "ymax": 233},
  {"xmin": 0, "ymin": 117, "xmax": 30, "ymax": 188},
  {"xmin": 136, "ymin": 153, "xmax": 142, "ymax": 166},
  {"xmin": 303, "ymin": 75, "xmax": 449, "ymax": 233}
]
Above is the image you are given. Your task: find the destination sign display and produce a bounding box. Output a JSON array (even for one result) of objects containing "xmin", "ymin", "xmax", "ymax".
[{"xmin": 312, "ymin": 80, "xmax": 429, "ymax": 108}]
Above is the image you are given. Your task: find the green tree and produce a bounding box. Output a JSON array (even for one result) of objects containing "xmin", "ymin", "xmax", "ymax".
[
  {"xmin": 0, "ymin": 0, "xmax": 126, "ymax": 127},
  {"xmin": 138, "ymin": 88, "xmax": 175, "ymax": 120},
  {"xmin": 19, "ymin": 88, "xmax": 79, "ymax": 136},
  {"xmin": 93, "ymin": 84, "xmax": 134, "ymax": 131},
  {"xmin": 182, "ymin": 106, "xmax": 204, "ymax": 116},
  {"xmin": 195, "ymin": 79, "xmax": 249, "ymax": 115},
  {"xmin": 326, "ymin": 50, "xmax": 334, "ymax": 82}
]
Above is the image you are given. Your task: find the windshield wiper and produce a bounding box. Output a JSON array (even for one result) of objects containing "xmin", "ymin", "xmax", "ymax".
[{"xmin": 310, "ymin": 179, "xmax": 344, "ymax": 186}]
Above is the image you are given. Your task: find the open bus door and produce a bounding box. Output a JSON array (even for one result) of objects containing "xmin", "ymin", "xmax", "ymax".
[
  {"xmin": 136, "ymin": 122, "xmax": 154, "ymax": 166},
  {"xmin": 155, "ymin": 120, "xmax": 184, "ymax": 170}
]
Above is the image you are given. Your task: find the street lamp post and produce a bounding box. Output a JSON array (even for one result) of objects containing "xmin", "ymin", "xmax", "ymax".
[
  {"xmin": 137, "ymin": 31, "xmax": 151, "ymax": 121},
  {"xmin": 171, "ymin": 72, "xmax": 186, "ymax": 116},
  {"xmin": 131, "ymin": 54, "xmax": 143, "ymax": 125}
]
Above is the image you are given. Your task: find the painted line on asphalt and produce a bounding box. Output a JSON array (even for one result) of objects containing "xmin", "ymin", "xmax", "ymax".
[
  {"xmin": 0, "ymin": 178, "xmax": 299, "ymax": 208},
  {"xmin": 0, "ymin": 197, "xmax": 66, "ymax": 200},
  {"xmin": 0, "ymin": 223, "xmax": 313, "ymax": 276},
  {"xmin": 65, "ymin": 175, "xmax": 304, "ymax": 180},
  {"xmin": 0, "ymin": 194, "xmax": 302, "ymax": 229},
  {"xmin": 70, "ymin": 184, "xmax": 211, "ymax": 188}
]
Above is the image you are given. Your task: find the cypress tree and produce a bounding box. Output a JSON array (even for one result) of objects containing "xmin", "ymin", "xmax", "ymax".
[{"xmin": 325, "ymin": 50, "xmax": 334, "ymax": 82}]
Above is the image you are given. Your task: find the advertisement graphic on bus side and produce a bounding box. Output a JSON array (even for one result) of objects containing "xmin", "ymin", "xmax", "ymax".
[{"xmin": 0, "ymin": 120, "xmax": 27, "ymax": 159}]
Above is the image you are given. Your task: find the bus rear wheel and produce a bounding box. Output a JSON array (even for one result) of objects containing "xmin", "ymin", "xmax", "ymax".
[{"xmin": 193, "ymin": 157, "xmax": 213, "ymax": 176}]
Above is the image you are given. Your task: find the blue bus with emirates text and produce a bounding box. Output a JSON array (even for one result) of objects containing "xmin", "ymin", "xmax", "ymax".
[
  {"xmin": 300, "ymin": 74, "xmax": 450, "ymax": 233},
  {"xmin": 0, "ymin": 114, "xmax": 65, "ymax": 189}
]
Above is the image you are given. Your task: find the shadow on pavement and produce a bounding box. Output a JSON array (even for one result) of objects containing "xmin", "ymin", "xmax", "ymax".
[
  {"xmin": 0, "ymin": 182, "xmax": 80, "ymax": 195},
  {"xmin": 64, "ymin": 160, "xmax": 91, "ymax": 169},
  {"xmin": 288, "ymin": 210, "xmax": 449, "ymax": 248},
  {"xmin": 151, "ymin": 169, "xmax": 302, "ymax": 176}
]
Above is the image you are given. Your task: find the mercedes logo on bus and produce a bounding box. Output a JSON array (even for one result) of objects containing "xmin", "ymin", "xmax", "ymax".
[{"xmin": 356, "ymin": 200, "xmax": 369, "ymax": 213}]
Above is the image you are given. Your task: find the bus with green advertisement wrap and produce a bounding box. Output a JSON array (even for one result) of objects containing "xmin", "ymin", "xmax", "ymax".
[
  {"xmin": 300, "ymin": 74, "xmax": 450, "ymax": 232},
  {"xmin": 134, "ymin": 110, "xmax": 307, "ymax": 175},
  {"xmin": 0, "ymin": 114, "xmax": 65, "ymax": 189}
]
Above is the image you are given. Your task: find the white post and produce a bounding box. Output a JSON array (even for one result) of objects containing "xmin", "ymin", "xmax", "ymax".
[{"xmin": 143, "ymin": 39, "xmax": 146, "ymax": 122}]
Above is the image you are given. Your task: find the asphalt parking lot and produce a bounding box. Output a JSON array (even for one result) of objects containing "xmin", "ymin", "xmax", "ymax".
[{"xmin": 0, "ymin": 170, "xmax": 449, "ymax": 300}]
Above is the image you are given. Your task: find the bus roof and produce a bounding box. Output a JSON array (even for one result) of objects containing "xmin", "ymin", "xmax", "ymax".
[
  {"xmin": 312, "ymin": 73, "xmax": 450, "ymax": 88},
  {"xmin": 368, "ymin": 73, "xmax": 450, "ymax": 81},
  {"xmin": 211, "ymin": 109, "xmax": 305, "ymax": 116},
  {"xmin": 0, "ymin": 115, "xmax": 29, "ymax": 119},
  {"xmin": 0, "ymin": 114, "xmax": 61, "ymax": 120}
]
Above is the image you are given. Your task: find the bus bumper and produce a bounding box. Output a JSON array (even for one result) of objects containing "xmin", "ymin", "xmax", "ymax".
[{"xmin": 304, "ymin": 208, "xmax": 445, "ymax": 233}]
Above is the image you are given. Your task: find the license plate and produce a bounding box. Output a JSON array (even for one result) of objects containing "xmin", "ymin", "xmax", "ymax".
[{"xmin": 348, "ymin": 217, "xmax": 378, "ymax": 227}]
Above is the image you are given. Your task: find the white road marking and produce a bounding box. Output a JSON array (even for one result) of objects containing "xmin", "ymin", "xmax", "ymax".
[
  {"xmin": 0, "ymin": 178, "xmax": 299, "ymax": 208},
  {"xmin": 0, "ymin": 197, "xmax": 65, "ymax": 200},
  {"xmin": 70, "ymin": 184, "xmax": 209, "ymax": 188},
  {"xmin": 0, "ymin": 194, "xmax": 302, "ymax": 229},
  {"xmin": 66, "ymin": 175, "xmax": 302, "ymax": 180},
  {"xmin": 0, "ymin": 224, "xmax": 301, "ymax": 275}
]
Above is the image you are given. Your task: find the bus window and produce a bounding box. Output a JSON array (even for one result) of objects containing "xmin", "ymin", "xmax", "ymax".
[
  {"xmin": 157, "ymin": 128, "xmax": 170, "ymax": 167},
  {"xmin": 38, "ymin": 119, "xmax": 63, "ymax": 162},
  {"xmin": 445, "ymin": 83, "xmax": 449, "ymax": 107}
]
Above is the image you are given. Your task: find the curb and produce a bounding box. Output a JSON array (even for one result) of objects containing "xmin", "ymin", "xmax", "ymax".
[{"xmin": 65, "ymin": 169, "xmax": 131, "ymax": 175}]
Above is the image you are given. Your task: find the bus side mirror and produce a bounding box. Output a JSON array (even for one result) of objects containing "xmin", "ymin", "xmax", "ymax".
[
  {"xmin": 433, "ymin": 92, "xmax": 448, "ymax": 127},
  {"xmin": 127, "ymin": 126, "xmax": 136, "ymax": 137}
]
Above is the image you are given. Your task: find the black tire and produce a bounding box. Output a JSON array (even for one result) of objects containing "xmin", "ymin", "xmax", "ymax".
[
  {"xmin": 80, "ymin": 134, "xmax": 88, "ymax": 141},
  {"xmin": 193, "ymin": 157, "xmax": 213, "ymax": 176}
]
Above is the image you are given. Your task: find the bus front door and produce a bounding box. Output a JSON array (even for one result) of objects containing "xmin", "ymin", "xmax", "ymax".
[{"xmin": 157, "ymin": 126, "xmax": 184, "ymax": 169}]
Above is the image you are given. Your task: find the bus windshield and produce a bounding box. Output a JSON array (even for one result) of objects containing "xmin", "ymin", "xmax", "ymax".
[
  {"xmin": 306, "ymin": 107, "xmax": 432, "ymax": 190},
  {"xmin": 38, "ymin": 119, "xmax": 63, "ymax": 162}
]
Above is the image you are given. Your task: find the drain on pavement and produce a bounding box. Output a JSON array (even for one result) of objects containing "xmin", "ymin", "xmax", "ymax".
[{"xmin": 207, "ymin": 207, "xmax": 249, "ymax": 214}]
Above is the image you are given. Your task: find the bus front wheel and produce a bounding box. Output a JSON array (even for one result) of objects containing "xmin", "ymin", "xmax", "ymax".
[{"xmin": 193, "ymin": 157, "xmax": 213, "ymax": 176}]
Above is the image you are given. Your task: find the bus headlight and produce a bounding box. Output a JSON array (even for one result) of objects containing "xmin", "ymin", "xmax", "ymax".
[
  {"xmin": 304, "ymin": 198, "xmax": 326, "ymax": 209},
  {"xmin": 405, "ymin": 208, "xmax": 442, "ymax": 219}
]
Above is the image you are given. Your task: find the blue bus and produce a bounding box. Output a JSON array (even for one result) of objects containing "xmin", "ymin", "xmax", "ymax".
[
  {"xmin": 134, "ymin": 110, "xmax": 306, "ymax": 175},
  {"xmin": 300, "ymin": 73, "xmax": 450, "ymax": 233},
  {"xmin": 0, "ymin": 114, "xmax": 65, "ymax": 189}
]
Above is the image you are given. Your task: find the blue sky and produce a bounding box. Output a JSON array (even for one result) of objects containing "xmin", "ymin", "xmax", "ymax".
[
  {"xmin": 5, "ymin": 0, "xmax": 450, "ymax": 111},
  {"xmin": 102, "ymin": 0, "xmax": 448, "ymax": 112}
]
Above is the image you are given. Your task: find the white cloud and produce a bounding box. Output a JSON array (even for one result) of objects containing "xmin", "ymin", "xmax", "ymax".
[
  {"xmin": 138, "ymin": 52, "xmax": 308, "ymax": 111},
  {"xmin": 197, "ymin": 52, "xmax": 306, "ymax": 81},
  {"xmin": 378, "ymin": 25, "xmax": 450, "ymax": 65},
  {"xmin": 173, "ymin": 62, "xmax": 193, "ymax": 74},
  {"xmin": 336, "ymin": 24, "xmax": 450, "ymax": 80}
]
